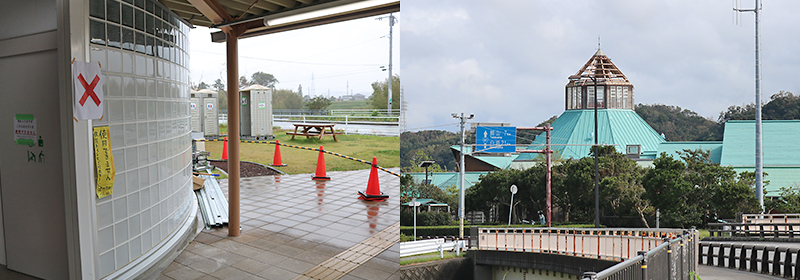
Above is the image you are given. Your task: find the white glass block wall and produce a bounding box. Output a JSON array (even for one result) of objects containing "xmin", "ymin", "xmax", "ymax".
[{"xmin": 88, "ymin": 0, "xmax": 193, "ymax": 276}]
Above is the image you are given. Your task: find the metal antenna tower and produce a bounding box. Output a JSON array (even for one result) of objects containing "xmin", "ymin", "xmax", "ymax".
[
  {"xmin": 309, "ymin": 73, "xmax": 315, "ymax": 97},
  {"xmin": 734, "ymin": 0, "xmax": 764, "ymax": 212}
]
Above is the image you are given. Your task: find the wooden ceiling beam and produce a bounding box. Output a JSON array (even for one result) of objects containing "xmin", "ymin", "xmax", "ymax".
[
  {"xmin": 229, "ymin": 0, "xmax": 282, "ymax": 13},
  {"xmin": 262, "ymin": 0, "xmax": 299, "ymax": 9}
]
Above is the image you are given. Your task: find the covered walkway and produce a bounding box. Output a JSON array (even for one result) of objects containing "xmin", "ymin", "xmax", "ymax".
[{"xmin": 161, "ymin": 168, "xmax": 400, "ymax": 279}]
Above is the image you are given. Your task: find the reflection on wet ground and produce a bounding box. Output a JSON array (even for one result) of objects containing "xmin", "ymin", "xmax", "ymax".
[{"xmin": 161, "ymin": 168, "xmax": 400, "ymax": 280}]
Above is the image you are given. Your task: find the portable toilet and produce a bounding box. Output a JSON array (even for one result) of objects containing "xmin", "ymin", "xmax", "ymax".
[
  {"xmin": 190, "ymin": 90, "xmax": 202, "ymax": 132},
  {"xmin": 240, "ymin": 85, "xmax": 273, "ymax": 140},
  {"xmin": 198, "ymin": 89, "xmax": 219, "ymax": 137}
]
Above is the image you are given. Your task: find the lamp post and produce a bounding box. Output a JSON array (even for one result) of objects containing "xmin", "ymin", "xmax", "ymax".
[
  {"xmin": 508, "ymin": 185, "xmax": 517, "ymax": 226},
  {"xmin": 411, "ymin": 197, "xmax": 420, "ymax": 241},
  {"xmin": 419, "ymin": 161, "xmax": 435, "ymax": 186},
  {"xmin": 453, "ymin": 113, "xmax": 474, "ymax": 238}
]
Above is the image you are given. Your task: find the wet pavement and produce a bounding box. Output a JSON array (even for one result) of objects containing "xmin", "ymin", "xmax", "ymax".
[{"xmin": 160, "ymin": 168, "xmax": 400, "ymax": 280}]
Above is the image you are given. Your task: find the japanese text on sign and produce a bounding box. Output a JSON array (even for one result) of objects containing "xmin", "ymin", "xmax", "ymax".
[
  {"xmin": 14, "ymin": 114, "xmax": 36, "ymax": 146},
  {"xmin": 93, "ymin": 126, "xmax": 116, "ymax": 198}
]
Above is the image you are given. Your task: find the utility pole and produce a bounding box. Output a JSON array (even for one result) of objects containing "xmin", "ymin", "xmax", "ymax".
[
  {"xmin": 377, "ymin": 14, "xmax": 397, "ymax": 115},
  {"xmin": 734, "ymin": 0, "xmax": 764, "ymax": 212},
  {"xmin": 453, "ymin": 113, "xmax": 473, "ymax": 238}
]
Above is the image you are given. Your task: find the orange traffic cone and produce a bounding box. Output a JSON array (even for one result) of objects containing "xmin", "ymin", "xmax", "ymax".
[
  {"xmin": 271, "ymin": 140, "xmax": 287, "ymax": 167},
  {"xmin": 221, "ymin": 137, "xmax": 228, "ymax": 160},
  {"xmin": 312, "ymin": 145, "xmax": 330, "ymax": 180},
  {"xmin": 359, "ymin": 157, "xmax": 389, "ymax": 201}
]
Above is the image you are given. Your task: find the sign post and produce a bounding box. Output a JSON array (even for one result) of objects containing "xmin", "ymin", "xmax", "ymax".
[{"xmin": 509, "ymin": 184, "xmax": 517, "ymax": 226}]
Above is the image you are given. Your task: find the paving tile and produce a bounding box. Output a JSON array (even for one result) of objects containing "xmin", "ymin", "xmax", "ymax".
[
  {"xmin": 164, "ymin": 169, "xmax": 400, "ymax": 279},
  {"xmin": 164, "ymin": 265, "xmax": 210, "ymax": 279},
  {"xmin": 231, "ymin": 259, "xmax": 270, "ymax": 275},
  {"xmin": 275, "ymin": 258, "xmax": 316, "ymax": 274},
  {"xmin": 174, "ymin": 250, "xmax": 207, "ymax": 266},
  {"xmin": 187, "ymin": 258, "xmax": 226, "ymax": 275},
  {"xmin": 209, "ymin": 266, "xmax": 261, "ymax": 280},
  {"xmin": 194, "ymin": 232, "xmax": 224, "ymax": 244},
  {"xmin": 257, "ymin": 266, "xmax": 298, "ymax": 280}
]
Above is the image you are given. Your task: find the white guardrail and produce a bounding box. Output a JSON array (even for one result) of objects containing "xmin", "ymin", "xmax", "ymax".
[{"xmin": 400, "ymin": 238, "xmax": 467, "ymax": 258}]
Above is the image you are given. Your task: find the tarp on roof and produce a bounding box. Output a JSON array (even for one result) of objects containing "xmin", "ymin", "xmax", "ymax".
[{"xmin": 518, "ymin": 109, "xmax": 665, "ymax": 160}]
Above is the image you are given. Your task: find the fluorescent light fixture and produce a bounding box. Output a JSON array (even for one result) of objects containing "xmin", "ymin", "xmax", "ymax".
[{"xmin": 264, "ymin": 0, "xmax": 396, "ymax": 26}]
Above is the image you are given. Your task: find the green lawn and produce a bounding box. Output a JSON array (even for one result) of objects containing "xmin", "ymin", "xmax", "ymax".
[
  {"xmin": 204, "ymin": 129, "xmax": 399, "ymax": 175},
  {"xmin": 400, "ymin": 251, "xmax": 466, "ymax": 266},
  {"xmin": 328, "ymin": 100, "xmax": 372, "ymax": 110}
]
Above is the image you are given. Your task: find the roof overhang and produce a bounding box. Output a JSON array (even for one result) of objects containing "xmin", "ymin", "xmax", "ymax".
[{"xmin": 160, "ymin": 0, "xmax": 399, "ymax": 41}]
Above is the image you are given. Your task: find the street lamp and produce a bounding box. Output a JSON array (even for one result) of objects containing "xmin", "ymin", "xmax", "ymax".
[
  {"xmin": 453, "ymin": 112, "xmax": 474, "ymax": 238},
  {"xmin": 508, "ymin": 185, "xmax": 517, "ymax": 226},
  {"xmin": 419, "ymin": 161, "xmax": 435, "ymax": 185},
  {"xmin": 410, "ymin": 197, "xmax": 421, "ymax": 241}
]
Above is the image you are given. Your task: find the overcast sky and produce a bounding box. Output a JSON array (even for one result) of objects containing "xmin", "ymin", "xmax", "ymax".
[
  {"xmin": 401, "ymin": 0, "xmax": 800, "ymax": 132},
  {"xmin": 189, "ymin": 13, "xmax": 400, "ymax": 98}
]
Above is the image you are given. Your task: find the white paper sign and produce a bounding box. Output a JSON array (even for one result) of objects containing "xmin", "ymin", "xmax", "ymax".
[{"xmin": 73, "ymin": 61, "xmax": 105, "ymax": 120}]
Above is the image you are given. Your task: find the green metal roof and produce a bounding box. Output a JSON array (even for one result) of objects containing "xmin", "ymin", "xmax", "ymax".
[
  {"xmin": 657, "ymin": 141, "xmax": 724, "ymax": 163},
  {"xmin": 407, "ymin": 172, "xmax": 486, "ymax": 190},
  {"xmin": 518, "ymin": 109, "xmax": 665, "ymax": 160},
  {"xmin": 720, "ymin": 120, "xmax": 800, "ymax": 167},
  {"xmin": 732, "ymin": 167, "xmax": 800, "ymax": 195},
  {"xmin": 401, "ymin": 198, "xmax": 448, "ymax": 206}
]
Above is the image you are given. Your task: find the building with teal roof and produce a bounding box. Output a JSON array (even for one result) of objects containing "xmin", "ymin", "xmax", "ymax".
[
  {"xmin": 441, "ymin": 50, "xmax": 800, "ymax": 197},
  {"xmin": 718, "ymin": 120, "xmax": 800, "ymax": 194}
]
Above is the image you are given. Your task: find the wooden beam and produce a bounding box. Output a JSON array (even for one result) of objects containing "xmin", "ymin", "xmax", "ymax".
[
  {"xmin": 262, "ymin": 0, "xmax": 298, "ymax": 9},
  {"xmin": 229, "ymin": 0, "xmax": 281, "ymax": 13},
  {"xmin": 186, "ymin": 0, "xmax": 234, "ymax": 24}
]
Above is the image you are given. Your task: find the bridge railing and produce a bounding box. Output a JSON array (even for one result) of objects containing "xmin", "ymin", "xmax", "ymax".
[
  {"xmin": 474, "ymin": 227, "xmax": 690, "ymax": 262},
  {"xmin": 708, "ymin": 222, "xmax": 800, "ymax": 239},
  {"xmin": 583, "ymin": 231, "xmax": 699, "ymax": 280},
  {"xmin": 699, "ymin": 242, "xmax": 800, "ymax": 278},
  {"xmin": 742, "ymin": 213, "xmax": 800, "ymax": 224}
]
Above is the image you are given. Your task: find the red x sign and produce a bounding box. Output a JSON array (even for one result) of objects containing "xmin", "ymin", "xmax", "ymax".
[{"xmin": 78, "ymin": 74, "xmax": 101, "ymax": 106}]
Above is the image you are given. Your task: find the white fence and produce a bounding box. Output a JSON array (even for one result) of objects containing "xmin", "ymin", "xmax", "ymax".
[{"xmin": 400, "ymin": 238, "xmax": 466, "ymax": 258}]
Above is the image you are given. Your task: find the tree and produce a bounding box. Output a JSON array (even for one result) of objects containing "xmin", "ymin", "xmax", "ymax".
[
  {"xmin": 304, "ymin": 95, "xmax": 332, "ymax": 110},
  {"xmin": 369, "ymin": 74, "xmax": 400, "ymax": 110},
  {"xmin": 636, "ymin": 104, "xmax": 722, "ymax": 141},
  {"xmin": 400, "ymin": 130, "xmax": 460, "ymax": 172},
  {"xmin": 272, "ymin": 89, "xmax": 303, "ymax": 109},
  {"xmin": 213, "ymin": 79, "xmax": 225, "ymax": 91},
  {"xmin": 197, "ymin": 82, "xmax": 209, "ymax": 90},
  {"xmin": 217, "ymin": 90, "xmax": 228, "ymax": 110},
  {"xmin": 239, "ymin": 76, "xmax": 249, "ymax": 89},
  {"xmin": 250, "ymin": 72, "xmax": 278, "ymax": 88},
  {"xmin": 298, "ymin": 84, "xmax": 303, "ymax": 97},
  {"xmin": 642, "ymin": 150, "xmax": 760, "ymax": 228},
  {"xmin": 467, "ymin": 165, "xmax": 550, "ymax": 224}
]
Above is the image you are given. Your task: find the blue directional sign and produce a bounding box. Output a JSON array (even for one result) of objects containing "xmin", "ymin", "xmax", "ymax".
[{"xmin": 476, "ymin": 126, "xmax": 516, "ymax": 153}]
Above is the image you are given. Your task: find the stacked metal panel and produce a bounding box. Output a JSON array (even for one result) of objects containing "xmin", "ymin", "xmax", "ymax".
[{"xmin": 194, "ymin": 175, "xmax": 229, "ymax": 228}]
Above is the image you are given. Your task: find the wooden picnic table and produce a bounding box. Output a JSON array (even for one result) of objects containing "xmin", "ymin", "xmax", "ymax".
[{"xmin": 286, "ymin": 123, "xmax": 340, "ymax": 141}]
